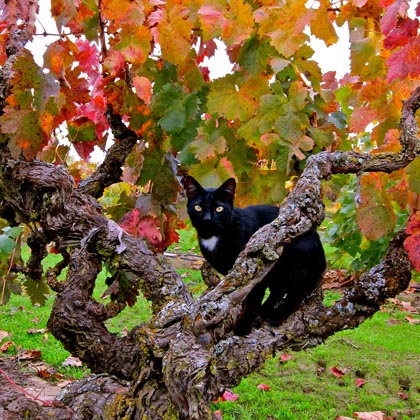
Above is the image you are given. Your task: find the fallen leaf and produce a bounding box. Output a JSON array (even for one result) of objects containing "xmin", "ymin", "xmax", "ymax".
[
  {"xmin": 18, "ymin": 349, "xmax": 42, "ymax": 361},
  {"xmin": 213, "ymin": 409, "xmax": 223, "ymax": 419},
  {"xmin": 62, "ymin": 356, "xmax": 82, "ymax": 367},
  {"xmin": 0, "ymin": 330, "xmax": 9, "ymax": 341},
  {"xmin": 405, "ymin": 315, "xmax": 420, "ymax": 324},
  {"xmin": 331, "ymin": 366, "xmax": 346, "ymax": 378},
  {"xmin": 57, "ymin": 379, "xmax": 74, "ymax": 388},
  {"xmin": 220, "ymin": 390, "xmax": 239, "ymax": 402},
  {"xmin": 401, "ymin": 301, "xmax": 419, "ymax": 313},
  {"xmin": 353, "ymin": 411, "xmax": 385, "ymax": 420},
  {"xmin": 387, "ymin": 318, "xmax": 401, "ymax": 325},
  {"xmin": 257, "ymin": 383, "xmax": 270, "ymax": 391},
  {"xmin": 26, "ymin": 328, "xmax": 48, "ymax": 334},
  {"xmin": 279, "ymin": 353, "xmax": 294, "ymax": 363},
  {"xmin": 355, "ymin": 378, "xmax": 365, "ymax": 388},
  {"xmin": 0, "ymin": 341, "xmax": 14, "ymax": 352},
  {"xmin": 398, "ymin": 392, "xmax": 409, "ymax": 400},
  {"xmin": 335, "ymin": 416, "xmax": 355, "ymax": 420}
]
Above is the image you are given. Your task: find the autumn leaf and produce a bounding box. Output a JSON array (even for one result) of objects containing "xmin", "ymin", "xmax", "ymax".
[
  {"xmin": 279, "ymin": 353, "xmax": 294, "ymax": 363},
  {"xmin": 19, "ymin": 349, "xmax": 42, "ymax": 361},
  {"xmin": 330, "ymin": 366, "xmax": 346, "ymax": 378},
  {"xmin": 355, "ymin": 173, "xmax": 396, "ymax": 241},
  {"xmin": 353, "ymin": 411, "xmax": 385, "ymax": 420},
  {"xmin": 386, "ymin": 37, "xmax": 420, "ymax": 82},
  {"xmin": 100, "ymin": 0, "xmax": 145, "ymax": 29},
  {"xmin": 207, "ymin": 74, "xmax": 269, "ymax": 121},
  {"xmin": 133, "ymin": 76, "xmax": 152, "ymax": 104},
  {"xmin": 405, "ymin": 315, "xmax": 420, "ymax": 324},
  {"xmin": 62, "ymin": 356, "xmax": 83, "ymax": 367},
  {"xmin": 310, "ymin": 4, "xmax": 338, "ymax": 46},
  {"xmin": 404, "ymin": 211, "xmax": 420, "ymax": 270},
  {"xmin": 155, "ymin": 5, "xmax": 193, "ymax": 65},
  {"xmin": 355, "ymin": 378, "xmax": 365, "ymax": 388},
  {"xmin": 0, "ymin": 341, "xmax": 14, "ymax": 353},
  {"xmin": 216, "ymin": 390, "xmax": 239, "ymax": 402},
  {"xmin": 115, "ymin": 25, "xmax": 152, "ymax": 66},
  {"xmin": 257, "ymin": 383, "xmax": 270, "ymax": 391}
]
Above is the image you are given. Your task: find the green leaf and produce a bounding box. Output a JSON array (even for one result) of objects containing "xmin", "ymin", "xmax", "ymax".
[
  {"xmin": 159, "ymin": 107, "xmax": 186, "ymax": 134},
  {"xmin": 239, "ymin": 36, "xmax": 274, "ymax": 76},
  {"xmin": 328, "ymin": 111, "xmax": 348, "ymax": 130},
  {"xmin": 207, "ymin": 74, "xmax": 269, "ymax": 121},
  {"xmin": 0, "ymin": 235, "xmax": 16, "ymax": 255},
  {"xmin": 67, "ymin": 117, "xmax": 96, "ymax": 143},
  {"xmin": 23, "ymin": 278, "xmax": 49, "ymax": 306}
]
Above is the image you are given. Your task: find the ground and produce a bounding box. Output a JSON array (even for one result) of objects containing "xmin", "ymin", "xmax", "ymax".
[{"xmin": 0, "ymin": 268, "xmax": 419, "ymax": 419}]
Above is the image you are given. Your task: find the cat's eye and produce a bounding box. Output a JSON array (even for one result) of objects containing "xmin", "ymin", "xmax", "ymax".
[
  {"xmin": 194, "ymin": 205, "xmax": 202, "ymax": 212},
  {"xmin": 215, "ymin": 206, "xmax": 224, "ymax": 213}
]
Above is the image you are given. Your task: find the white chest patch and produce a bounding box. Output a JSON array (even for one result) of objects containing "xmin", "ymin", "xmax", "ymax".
[{"xmin": 200, "ymin": 236, "xmax": 219, "ymax": 252}]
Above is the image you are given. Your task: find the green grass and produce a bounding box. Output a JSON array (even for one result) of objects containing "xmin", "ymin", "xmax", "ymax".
[
  {"xmin": 213, "ymin": 308, "xmax": 420, "ymax": 420},
  {"xmin": 1, "ymin": 230, "xmax": 420, "ymax": 419}
]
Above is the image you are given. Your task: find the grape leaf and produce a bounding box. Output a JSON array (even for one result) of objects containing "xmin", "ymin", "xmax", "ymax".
[
  {"xmin": 386, "ymin": 37, "xmax": 420, "ymax": 82},
  {"xmin": 207, "ymin": 74, "xmax": 269, "ymax": 121},
  {"xmin": 23, "ymin": 278, "xmax": 49, "ymax": 306},
  {"xmin": 310, "ymin": 4, "xmax": 338, "ymax": 46},
  {"xmin": 115, "ymin": 25, "xmax": 152, "ymax": 65},
  {"xmin": 355, "ymin": 173, "xmax": 396, "ymax": 240}
]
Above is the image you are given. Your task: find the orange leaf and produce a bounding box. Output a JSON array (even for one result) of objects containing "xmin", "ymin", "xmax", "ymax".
[{"xmin": 133, "ymin": 76, "xmax": 152, "ymax": 104}]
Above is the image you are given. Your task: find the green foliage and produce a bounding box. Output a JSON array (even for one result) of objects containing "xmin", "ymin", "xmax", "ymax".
[{"xmin": 323, "ymin": 174, "xmax": 407, "ymax": 271}]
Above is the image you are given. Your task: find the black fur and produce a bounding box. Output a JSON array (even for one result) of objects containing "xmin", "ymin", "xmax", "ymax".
[{"xmin": 183, "ymin": 176, "xmax": 326, "ymax": 335}]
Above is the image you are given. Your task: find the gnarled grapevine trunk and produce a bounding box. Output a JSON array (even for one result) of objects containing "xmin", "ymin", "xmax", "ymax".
[{"xmin": 0, "ymin": 2, "xmax": 418, "ymax": 419}]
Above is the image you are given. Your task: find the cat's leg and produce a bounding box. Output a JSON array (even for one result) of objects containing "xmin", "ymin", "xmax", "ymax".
[
  {"xmin": 234, "ymin": 281, "xmax": 267, "ymax": 336},
  {"xmin": 262, "ymin": 269, "xmax": 323, "ymax": 326}
]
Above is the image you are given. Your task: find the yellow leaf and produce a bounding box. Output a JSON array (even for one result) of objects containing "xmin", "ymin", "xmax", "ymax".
[{"xmin": 310, "ymin": 6, "xmax": 338, "ymax": 46}]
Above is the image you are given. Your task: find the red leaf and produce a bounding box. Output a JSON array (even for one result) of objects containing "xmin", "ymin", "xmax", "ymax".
[
  {"xmin": 221, "ymin": 390, "xmax": 239, "ymax": 402},
  {"xmin": 257, "ymin": 383, "xmax": 270, "ymax": 391},
  {"xmin": 330, "ymin": 366, "xmax": 346, "ymax": 378},
  {"xmin": 404, "ymin": 213, "xmax": 420, "ymax": 270},
  {"xmin": 279, "ymin": 353, "xmax": 294, "ymax": 363},
  {"xmin": 76, "ymin": 39, "xmax": 100, "ymax": 77},
  {"xmin": 355, "ymin": 378, "xmax": 365, "ymax": 388},
  {"xmin": 398, "ymin": 391, "xmax": 409, "ymax": 400},
  {"xmin": 383, "ymin": 17, "xmax": 419, "ymax": 50},
  {"xmin": 72, "ymin": 141, "xmax": 95, "ymax": 161},
  {"xmin": 386, "ymin": 37, "xmax": 420, "ymax": 82},
  {"xmin": 380, "ymin": 0, "xmax": 410, "ymax": 36},
  {"xmin": 216, "ymin": 390, "xmax": 239, "ymax": 402}
]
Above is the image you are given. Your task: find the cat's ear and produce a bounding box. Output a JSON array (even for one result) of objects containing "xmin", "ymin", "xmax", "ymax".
[
  {"xmin": 182, "ymin": 176, "xmax": 204, "ymax": 199},
  {"xmin": 219, "ymin": 178, "xmax": 236, "ymax": 202}
]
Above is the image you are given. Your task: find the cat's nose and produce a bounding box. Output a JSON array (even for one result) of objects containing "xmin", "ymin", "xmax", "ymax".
[{"xmin": 203, "ymin": 212, "xmax": 211, "ymax": 221}]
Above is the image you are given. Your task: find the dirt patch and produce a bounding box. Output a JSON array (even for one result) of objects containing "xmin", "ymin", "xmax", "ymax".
[{"xmin": 0, "ymin": 357, "xmax": 72, "ymax": 419}]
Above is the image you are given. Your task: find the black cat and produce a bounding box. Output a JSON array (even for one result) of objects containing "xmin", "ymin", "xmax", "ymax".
[{"xmin": 183, "ymin": 176, "xmax": 326, "ymax": 335}]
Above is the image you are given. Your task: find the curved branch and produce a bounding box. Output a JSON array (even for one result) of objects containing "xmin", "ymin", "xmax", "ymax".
[{"xmin": 77, "ymin": 107, "xmax": 140, "ymax": 198}]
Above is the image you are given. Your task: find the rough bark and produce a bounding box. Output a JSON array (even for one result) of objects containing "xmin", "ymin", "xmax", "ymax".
[{"xmin": 0, "ymin": 3, "xmax": 419, "ymax": 419}]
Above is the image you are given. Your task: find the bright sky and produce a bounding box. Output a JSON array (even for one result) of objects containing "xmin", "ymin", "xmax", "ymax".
[{"xmin": 33, "ymin": 0, "xmax": 351, "ymax": 79}]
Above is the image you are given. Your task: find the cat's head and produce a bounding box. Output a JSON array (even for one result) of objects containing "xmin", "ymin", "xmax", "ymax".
[{"xmin": 182, "ymin": 176, "xmax": 236, "ymax": 238}]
